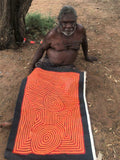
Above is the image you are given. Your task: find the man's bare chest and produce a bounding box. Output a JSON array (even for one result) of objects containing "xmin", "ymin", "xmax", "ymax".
[{"xmin": 51, "ymin": 37, "xmax": 82, "ymax": 51}]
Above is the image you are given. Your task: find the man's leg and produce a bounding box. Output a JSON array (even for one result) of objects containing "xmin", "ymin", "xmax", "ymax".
[{"xmin": 0, "ymin": 119, "xmax": 12, "ymax": 128}]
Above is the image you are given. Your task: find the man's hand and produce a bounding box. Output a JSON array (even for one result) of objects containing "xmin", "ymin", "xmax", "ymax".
[{"xmin": 85, "ymin": 56, "xmax": 97, "ymax": 62}]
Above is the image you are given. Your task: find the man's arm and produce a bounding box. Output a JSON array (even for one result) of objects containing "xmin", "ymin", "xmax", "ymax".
[
  {"xmin": 29, "ymin": 36, "xmax": 51, "ymax": 73},
  {"xmin": 29, "ymin": 46, "xmax": 44, "ymax": 73},
  {"xmin": 81, "ymin": 28, "xmax": 97, "ymax": 62}
]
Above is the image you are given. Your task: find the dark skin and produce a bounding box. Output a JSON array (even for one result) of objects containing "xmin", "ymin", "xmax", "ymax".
[
  {"xmin": 0, "ymin": 13, "xmax": 97, "ymax": 128},
  {"xmin": 0, "ymin": 119, "xmax": 13, "ymax": 128},
  {"xmin": 29, "ymin": 13, "xmax": 97, "ymax": 73}
]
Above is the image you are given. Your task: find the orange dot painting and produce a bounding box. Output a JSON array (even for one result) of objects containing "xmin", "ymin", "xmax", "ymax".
[{"xmin": 13, "ymin": 68, "xmax": 86, "ymax": 155}]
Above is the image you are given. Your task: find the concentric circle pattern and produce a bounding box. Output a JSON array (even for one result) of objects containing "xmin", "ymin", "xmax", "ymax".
[
  {"xmin": 44, "ymin": 92, "xmax": 64, "ymax": 112},
  {"xmin": 31, "ymin": 125, "xmax": 62, "ymax": 154},
  {"xmin": 13, "ymin": 68, "xmax": 85, "ymax": 155}
]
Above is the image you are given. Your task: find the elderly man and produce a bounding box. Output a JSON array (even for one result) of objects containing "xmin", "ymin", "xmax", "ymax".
[
  {"xmin": 29, "ymin": 5, "xmax": 97, "ymax": 73},
  {"xmin": 0, "ymin": 6, "xmax": 97, "ymax": 128}
]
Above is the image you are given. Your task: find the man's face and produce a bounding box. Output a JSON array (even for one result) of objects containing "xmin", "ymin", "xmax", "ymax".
[{"xmin": 59, "ymin": 13, "xmax": 77, "ymax": 36}]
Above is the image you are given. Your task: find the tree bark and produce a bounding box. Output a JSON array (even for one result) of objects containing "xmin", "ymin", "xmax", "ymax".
[{"xmin": 0, "ymin": 0, "xmax": 32, "ymax": 50}]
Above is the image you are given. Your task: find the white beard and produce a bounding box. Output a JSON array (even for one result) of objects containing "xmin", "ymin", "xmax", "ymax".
[
  {"xmin": 61, "ymin": 30, "xmax": 75, "ymax": 36},
  {"xmin": 60, "ymin": 25, "xmax": 76, "ymax": 37}
]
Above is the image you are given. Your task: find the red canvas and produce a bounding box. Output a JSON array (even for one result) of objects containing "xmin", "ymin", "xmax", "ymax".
[{"xmin": 13, "ymin": 68, "xmax": 85, "ymax": 155}]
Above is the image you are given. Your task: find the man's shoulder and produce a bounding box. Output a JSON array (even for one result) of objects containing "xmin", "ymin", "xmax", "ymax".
[
  {"xmin": 76, "ymin": 24, "xmax": 86, "ymax": 33},
  {"xmin": 46, "ymin": 27, "xmax": 58, "ymax": 39}
]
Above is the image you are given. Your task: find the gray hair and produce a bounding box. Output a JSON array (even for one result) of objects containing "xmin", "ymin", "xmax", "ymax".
[{"xmin": 58, "ymin": 6, "xmax": 77, "ymax": 21}]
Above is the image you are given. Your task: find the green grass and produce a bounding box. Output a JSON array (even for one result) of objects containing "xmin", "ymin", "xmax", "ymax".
[{"xmin": 25, "ymin": 13, "xmax": 56, "ymax": 39}]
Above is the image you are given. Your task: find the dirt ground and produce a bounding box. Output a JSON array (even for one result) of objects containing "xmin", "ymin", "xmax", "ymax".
[{"xmin": 0, "ymin": 0, "xmax": 120, "ymax": 160}]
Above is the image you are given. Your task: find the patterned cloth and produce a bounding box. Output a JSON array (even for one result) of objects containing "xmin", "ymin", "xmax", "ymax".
[{"xmin": 5, "ymin": 67, "xmax": 96, "ymax": 160}]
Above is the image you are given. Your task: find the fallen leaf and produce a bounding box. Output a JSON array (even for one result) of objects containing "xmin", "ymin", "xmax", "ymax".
[{"xmin": 96, "ymin": 151, "xmax": 103, "ymax": 160}]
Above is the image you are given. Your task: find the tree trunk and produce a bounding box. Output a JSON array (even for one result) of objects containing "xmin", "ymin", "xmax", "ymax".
[{"xmin": 0, "ymin": 0, "xmax": 32, "ymax": 50}]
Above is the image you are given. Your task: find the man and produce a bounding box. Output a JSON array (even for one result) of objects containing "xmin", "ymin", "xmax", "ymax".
[
  {"xmin": 29, "ymin": 5, "xmax": 97, "ymax": 73},
  {"xmin": 0, "ymin": 6, "xmax": 97, "ymax": 128}
]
